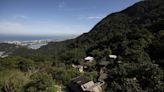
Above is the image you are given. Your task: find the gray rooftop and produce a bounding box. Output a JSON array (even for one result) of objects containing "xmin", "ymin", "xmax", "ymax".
[
  {"xmin": 71, "ymin": 76, "xmax": 90, "ymax": 85},
  {"xmin": 98, "ymin": 61, "xmax": 110, "ymax": 66}
]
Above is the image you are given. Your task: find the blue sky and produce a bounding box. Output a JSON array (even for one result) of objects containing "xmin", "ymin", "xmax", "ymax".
[{"xmin": 0, "ymin": 0, "xmax": 140, "ymax": 36}]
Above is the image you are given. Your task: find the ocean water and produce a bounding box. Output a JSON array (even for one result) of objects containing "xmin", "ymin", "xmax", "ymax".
[
  {"xmin": 0, "ymin": 34, "xmax": 78, "ymax": 49},
  {"xmin": 0, "ymin": 34, "xmax": 77, "ymax": 42}
]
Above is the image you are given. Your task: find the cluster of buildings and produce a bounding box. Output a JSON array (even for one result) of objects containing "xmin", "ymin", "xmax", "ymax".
[
  {"xmin": 69, "ymin": 54, "xmax": 119, "ymax": 92},
  {"xmin": 71, "ymin": 55, "xmax": 118, "ymax": 73},
  {"xmin": 0, "ymin": 51, "xmax": 8, "ymax": 58},
  {"xmin": 68, "ymin": 76, "xmax": 104, "ymax": 92},
  {"xmin": 71, "ymin": 56, "xmax": 95, "ymax": 73},
  {"xmin": 3, "ymin": 40, "xmax": 49, "ymax": 46}
]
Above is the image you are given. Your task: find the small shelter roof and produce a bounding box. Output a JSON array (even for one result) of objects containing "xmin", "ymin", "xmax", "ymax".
[
  {"xmin": 98, "ymin": 61, "xmax": 110, "ymax": 66},
  {"xmin": 71, "ymin": 76, "xmax": 90, "ymax": 85}
]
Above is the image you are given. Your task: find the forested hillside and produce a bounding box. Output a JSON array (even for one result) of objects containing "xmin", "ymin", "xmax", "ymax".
[
  {"xmin": 0, "ymin": 43, "xmax": 17, "ymax": 52},
  {"xmin": 0, "ymin": 0, "xmax": 164, "ymax": 92},
  {"xmin": 39, "ymin": 0, "xmax": 164, "ymax": 91}
]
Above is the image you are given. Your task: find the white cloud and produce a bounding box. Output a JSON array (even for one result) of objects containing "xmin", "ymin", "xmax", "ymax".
[
  {"xmin": 0, "ymin": 21, "xmax": 25, "ymax": 35},
  {"xmin": 77, "ymin": 15, "xmax": 105, "ymax": 21},
  {"xmin": 57, "ymin": 2, "xmax": 66, "ymax": 9},
  {"xmin": 13, "ymin": 15, "xmax": 29, "ymax": 20},
  {"xmin": 87, "ymin": 16, "xmax": 104, "ymax": 20},
  {"xmin": 0, "ymin": 22, "xmax": 22, "ymax": 31},
  {"xmin": 0, "ymin": 21, "xmax": 88, "ymax": 36},
  {"xmin": 59, "ymin": 7, "xmax": 96, "ymax": 12}
]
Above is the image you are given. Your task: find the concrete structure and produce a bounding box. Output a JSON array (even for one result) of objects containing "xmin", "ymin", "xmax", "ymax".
[
  {"xmin": 68, "ymin": 76, "xmax": 103, "ymax": 92},
  {"xmin": 84, "ymin": 56, "xmax": 94, "ymax": 62},
  {"xmin": 72, "ymin": 64, "xmax": 84, "ymax": 72},
  {"xmin": 0, "ymin": 51, "xmax": 4, "ymax": 56},
  {"xmin": 0, "ymin": 55, "xmax": 8, "ymax": 58},
  {"xmin": 0, "ymin": 51, "xmax": 8, "ymax": 58},
  {"xmin": 109, "ymin": 55, "xmax": 117, "ymax": 59},
  {"xmin": 98, "ymin": 61, "xmax": 110, "ymax": 67}
]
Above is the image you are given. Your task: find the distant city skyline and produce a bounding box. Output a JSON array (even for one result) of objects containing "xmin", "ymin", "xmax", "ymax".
[{"xmin": 0, "ymin": 0, "xmax": 140, "ymax": 36}]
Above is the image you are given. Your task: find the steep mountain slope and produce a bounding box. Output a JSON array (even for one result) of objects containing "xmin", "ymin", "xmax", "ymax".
[
  {"xmin": 35, "ymin": 0, "xmax": 164, "ymax": 91},
  {"xmin": 39, "ymin": 0, "xmax": 164, "ymax": 60},
  {"xmin": 73, "ymin": 0, "xmax": 164, "ymax": 48}
]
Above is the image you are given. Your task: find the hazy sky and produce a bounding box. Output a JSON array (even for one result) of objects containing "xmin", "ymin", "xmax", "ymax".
[{"xmin": 0, "ymin": 0, "xmax": 140, "ymax": 36}]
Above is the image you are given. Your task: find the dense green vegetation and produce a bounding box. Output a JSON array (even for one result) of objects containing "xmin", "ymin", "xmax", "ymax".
[
  {"xmin": 0, "ymin": 0, "xmax": 164, "ymax": 91},
  {"xmin": 0, "ymin": 55, "xmax": 97, "ymax": 92},
  {"xmin": 0, "ymin": 43, "xmax": 17, "ymax": 51}
]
